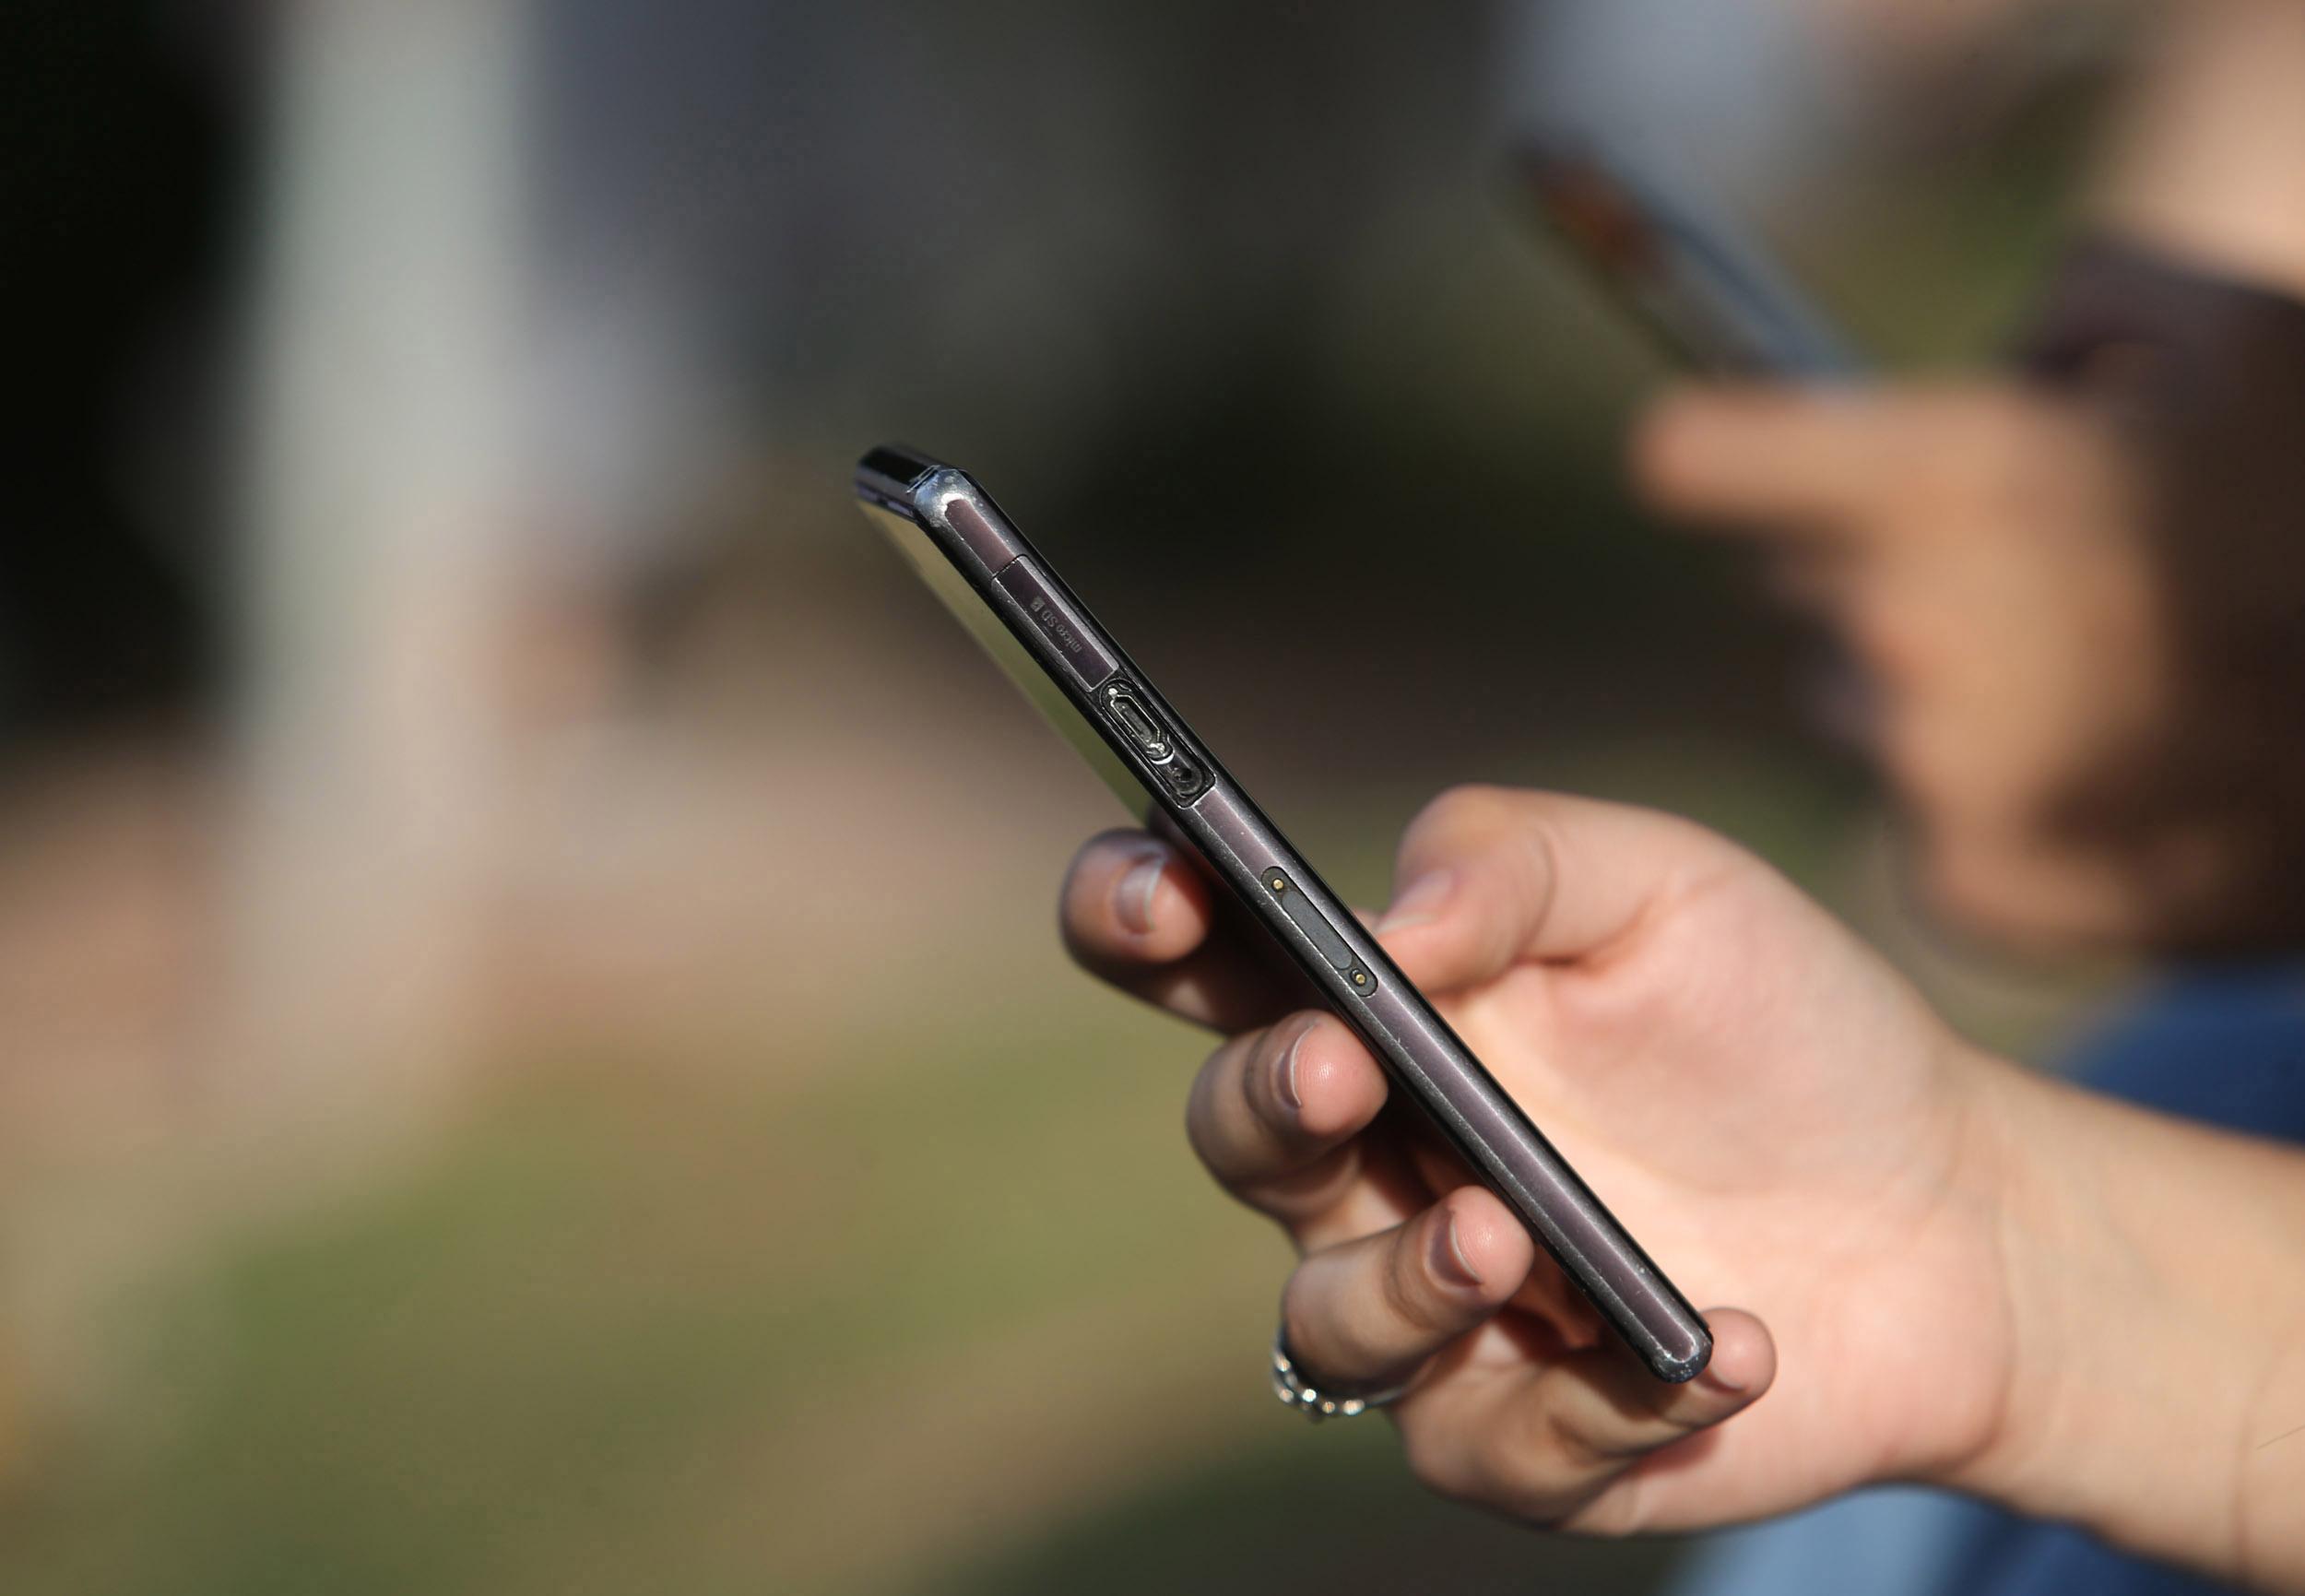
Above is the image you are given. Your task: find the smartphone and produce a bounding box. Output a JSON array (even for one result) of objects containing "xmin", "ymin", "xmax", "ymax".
[
  {"xmin": 854, "ymin": 444, "xmax": 1711, "ymax": 1384},
  {"xmin": 1513, "ymin": 130, "xmax": 1863, "ymax": 379}
]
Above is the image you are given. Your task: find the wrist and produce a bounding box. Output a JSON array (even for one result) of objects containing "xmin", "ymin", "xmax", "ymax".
[
  {"xmin": 1916, "ymin": 1044, "xmax": 2074, "ymax": 1503},
  {"xmin": 1939, "ymin": 1049, "xmax": 2305, "ymax": 1585}
]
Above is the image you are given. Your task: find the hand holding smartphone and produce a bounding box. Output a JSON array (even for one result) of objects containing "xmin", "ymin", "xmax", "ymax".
[{"xmin": 855, "ymin": 444, "xmax": 1712, "ymax": 1383}]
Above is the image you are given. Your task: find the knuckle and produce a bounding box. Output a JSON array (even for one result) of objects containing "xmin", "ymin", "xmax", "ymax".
[
  {"xmin": 1277, "ymin": 1269, "xmax": 1325, "ymax": 1363},
  {"xmin": 1607, "ymin": 798, "xmax": 1746, "ymax": 887},
  {"xmin": 1408, "ymin": 782, "xmax": 1514, "ymax": 844},
  {"xmin": 1943, "ymin": 396, "xmax": 2046, "ymax": 502},
  {"xmin": 1181, "ymin": 1041, "xmax": 1237, "ymax": 1170},
  {"xmin": 1473, "ymin": 1416, "xmax": 1580, "ymax": 1527},
  {"xmin": 1558, "ymin": 1478, "xmax": 1652, "ymax": 1538},
  {"xmin": 1182, "ymin": 1082, "xmax": 1212, "ymax": 1166},
  {"xmin": 1540, "ymin": 1398, "xmax": 1621, "ymax": 1476},
  {"xmin": 1399, "ymin": 1420, "xmax": 1484, "ymax": 1507},
  {"xmin": 1380, "ymin": 1238, "xmax": 1443, "ymax": 1335},
  {"xmin": 1625, "ymin": 400, "xmax": 1689, "ymax": 499},
  {"xmin": 1509, "ymin": 806, "xmax": 1566, "ymax": 918},
  {"xmin": 1241, "ymin": 1027, "xmax": 1272, "ymax": 1118},
  {"xmin": 1407, "ymin": 783, "xmax": 1561, "ymax": 893}
]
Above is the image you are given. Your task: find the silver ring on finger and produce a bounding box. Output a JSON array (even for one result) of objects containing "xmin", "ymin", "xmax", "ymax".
[{"xmin": 1271, "ymin": 1325, "xmax": 1416, "ymax": 1422}]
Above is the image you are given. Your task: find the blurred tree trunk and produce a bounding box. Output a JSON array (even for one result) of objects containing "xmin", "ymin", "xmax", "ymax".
[{"xmin": 225, "ymin": 0, "xmax": 532, "ymax": 1129}]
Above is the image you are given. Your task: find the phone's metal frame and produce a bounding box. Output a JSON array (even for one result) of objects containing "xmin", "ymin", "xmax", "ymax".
[{"xmin": 856, "ymin": 444, "xmax": 1712, "ymax": 1383}]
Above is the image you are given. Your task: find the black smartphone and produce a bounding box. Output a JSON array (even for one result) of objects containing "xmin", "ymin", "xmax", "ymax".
[
  {"xmin": 1513, "ymin": 130, "xmax": 1863, "ymax": 379},
  {"xmin": 855, "ymin": 444, "xmax": 1711, "ymax": 1384}
]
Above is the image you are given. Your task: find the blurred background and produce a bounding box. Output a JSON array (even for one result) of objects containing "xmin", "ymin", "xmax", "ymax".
[{"xmin": 2, "ymin": 2, "xmax": 2134, "ymax": 1591}]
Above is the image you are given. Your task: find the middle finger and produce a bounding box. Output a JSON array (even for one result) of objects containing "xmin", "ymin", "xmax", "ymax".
[{"xmin": 1186, "ymin": 1011, "xmax": 1403, "ymax": 1246}]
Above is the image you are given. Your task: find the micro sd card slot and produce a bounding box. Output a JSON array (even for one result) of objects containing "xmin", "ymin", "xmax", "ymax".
[{"xmin": 992, "ymin": 557, "xmax": 1115, "ymax": 690}]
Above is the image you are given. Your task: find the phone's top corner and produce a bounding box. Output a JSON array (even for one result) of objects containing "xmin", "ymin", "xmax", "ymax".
[
  {"xmin": 853, "ymin": 444, "xmax": 1019, "ymax": 571},
  {"xmin": 854, "ymin": 443, "xmax": 948, "ymax": 514}
]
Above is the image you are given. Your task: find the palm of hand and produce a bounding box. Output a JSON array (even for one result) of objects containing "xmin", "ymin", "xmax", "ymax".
[{"xmin": 1393, "ymin": 859, "xmax": 2014, "ymax": 1525}]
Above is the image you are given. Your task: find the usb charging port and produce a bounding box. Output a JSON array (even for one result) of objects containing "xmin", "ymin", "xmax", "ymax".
[
  {"xmin": 1101, "ymin": 680, "xmax": 1208, "ymax": 799},
  {"xmin": 1102, "ymin": 682, "xmax": 1172, "ymax": 761}
]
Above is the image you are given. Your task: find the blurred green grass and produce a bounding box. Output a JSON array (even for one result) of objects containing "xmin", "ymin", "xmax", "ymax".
[
  {"xmin": 0, "ymin": 745, "xmax": 2098, "ymax": 1596},
  {"xmin": 1, "ymin": 1001, "xmax": 1268, "ymax": 1595},
  {"xmin": 0, "ymin": 755, "xmax": 1876, "ymax": 1596}
]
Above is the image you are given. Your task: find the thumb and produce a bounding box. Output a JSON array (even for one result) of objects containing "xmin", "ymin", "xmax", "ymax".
[{"xmin": 1374, "ymin": 786, "xmax": 1746, "ymax": 992}]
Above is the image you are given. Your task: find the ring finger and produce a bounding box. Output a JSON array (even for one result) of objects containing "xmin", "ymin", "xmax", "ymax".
[{"xmin": 1279, "ymin": 1186, "xmax": 1535, "ymax": 1396}]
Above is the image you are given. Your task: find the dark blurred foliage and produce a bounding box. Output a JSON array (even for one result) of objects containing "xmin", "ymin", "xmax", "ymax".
[
  {"xmin": 6, "ymin": 0, "xmax": 2090, "ymax": 775},
  {"xmin": 0, "ymin": 3, "xmax": 246, "ymax": 740},
  {"xmin": 538, "ymin": 0, "xmax": 1928, "ymax": 813},
  {"xmin": 943, "ymin": 1426, "xmax": 1684, "ymax": 1596}
]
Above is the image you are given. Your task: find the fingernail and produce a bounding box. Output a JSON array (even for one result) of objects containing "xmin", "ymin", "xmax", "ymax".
[
  {"xmin": 1377, "ymin": 870, "xmax": 1455, "ymax": 933},
  {"xmin": 1696, "ymin": 1325, "xmax": 1750, "ymax": 1394},
  {"xmin": 1116, "ymin": 851, "xmax": 1164, "ymax": 935},
  {"xmin": 1427, "ymin": 1212, "xmax": 1483, "ymax": 1291},
  {"xmin": 1270, "ymin": 1022, "xmax": 1308, "ymax": 1114}
]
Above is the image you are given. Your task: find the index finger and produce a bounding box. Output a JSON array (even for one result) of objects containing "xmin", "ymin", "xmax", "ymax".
[
  {"xmin": 1059, "ymin": 830, "xmax": 1313, "ymax": 1033},
  {"xmin": 1631, "ymin": 384, "xmax": 1905, "ymax": 530}
]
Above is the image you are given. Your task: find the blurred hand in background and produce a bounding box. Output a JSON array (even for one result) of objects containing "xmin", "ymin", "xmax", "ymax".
[
  {"xmin": 1629, "ymin": 382, "xmax": 2166, "ymax": 951},
  {"xmin": 1626, "ymin": 0, "xmax": 2305, "ymax": 964}
]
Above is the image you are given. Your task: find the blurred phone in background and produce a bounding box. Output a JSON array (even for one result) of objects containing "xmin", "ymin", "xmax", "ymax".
[
  {"xmin": 1512, "ymin": 129, "xmax": 1876, "ymax": 749},
  {"xmin": 1513, "ymin": 130, "xmax": 1863, "ymax": 380}
]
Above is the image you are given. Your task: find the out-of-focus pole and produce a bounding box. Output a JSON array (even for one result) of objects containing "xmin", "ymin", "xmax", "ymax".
[{"xmin": 225, "ymin": 0, "xmax": 532, "ymax": 1129}]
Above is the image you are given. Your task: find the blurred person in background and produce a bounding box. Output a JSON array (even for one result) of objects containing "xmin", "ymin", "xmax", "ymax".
[
  {"xmin": 1630, "ymin": 5, "xmax": 2305, "ymax": 1592},
  {"xmin": 1640, "ymin": 0, "xmax": 2305, "ymax": 961},
  {"xmin": 1064, "ymin": 2, "xmax": 2305, "ymax": 1593}
]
